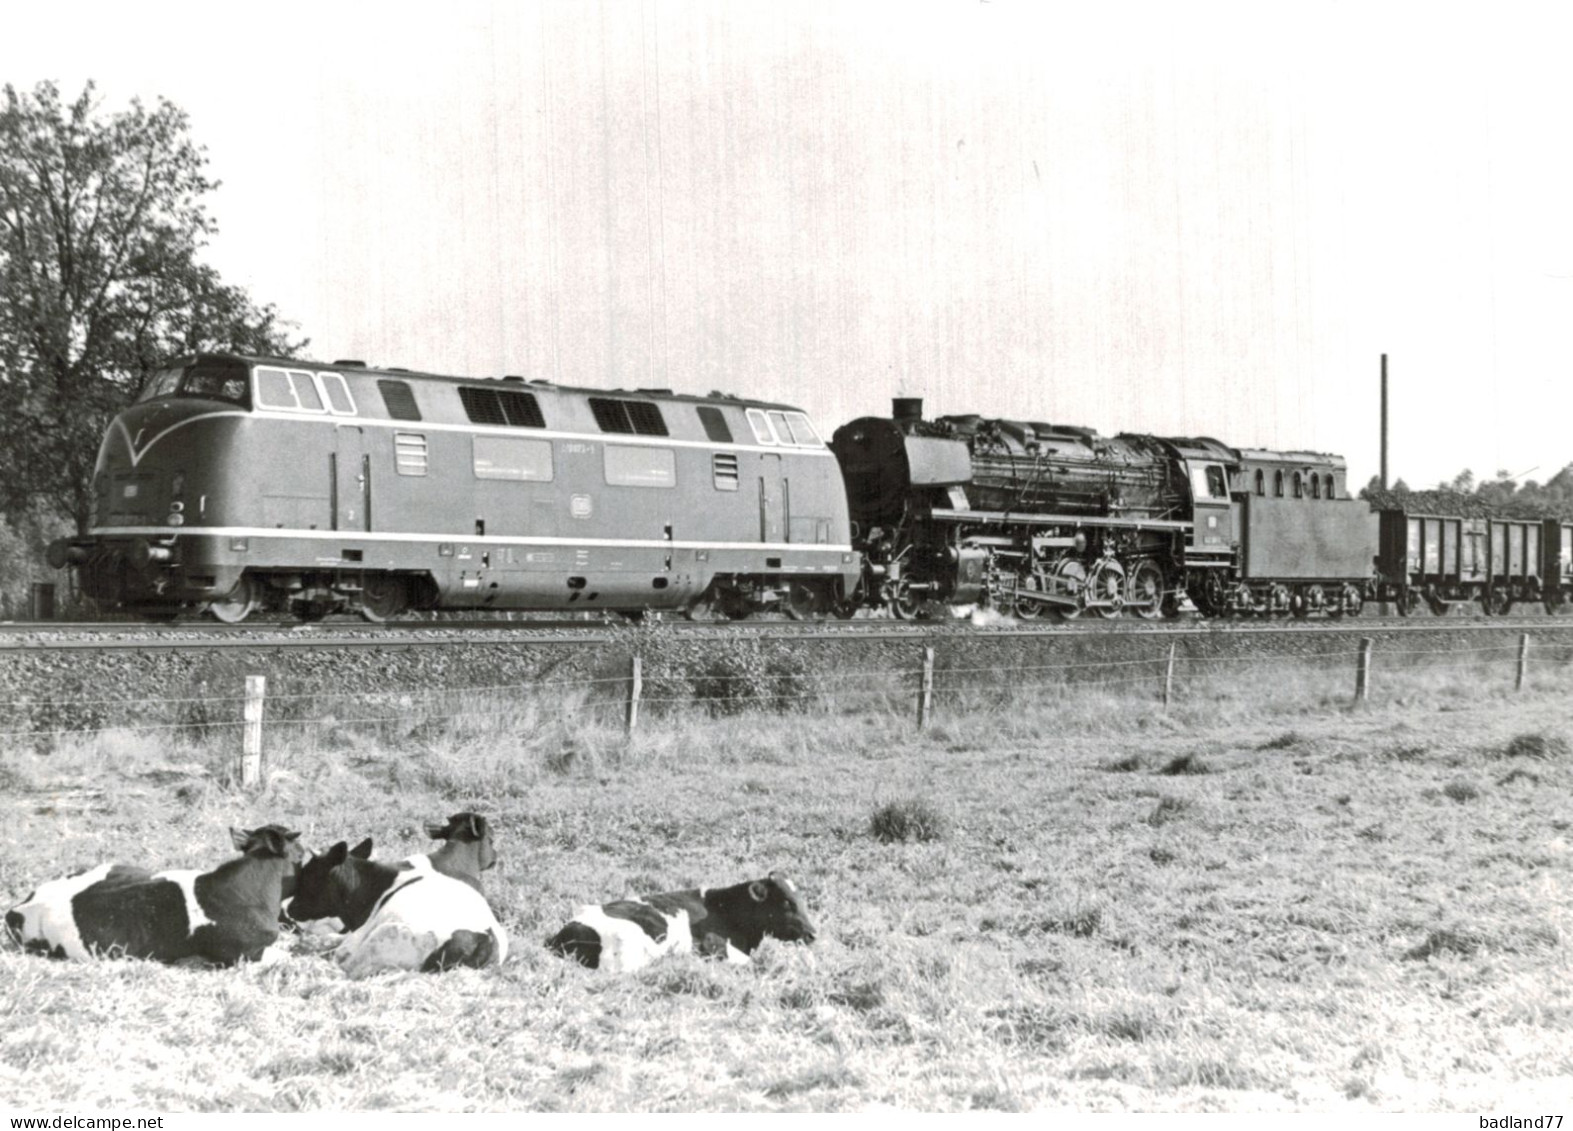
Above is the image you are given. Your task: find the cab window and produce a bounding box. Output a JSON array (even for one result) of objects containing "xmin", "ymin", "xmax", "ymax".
[{"xmin": 1189, "ymin": 464, "xmax": 1228, "ymax": 500}]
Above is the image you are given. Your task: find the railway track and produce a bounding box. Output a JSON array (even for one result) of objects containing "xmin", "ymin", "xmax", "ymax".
[{"xmin": 3, "ymin": 608, "xmax": 1573, "ymax": 652}]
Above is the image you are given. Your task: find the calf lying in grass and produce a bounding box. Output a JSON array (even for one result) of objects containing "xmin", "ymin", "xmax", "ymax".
[
  {"xmin": 5, "ymin": 825, "xmax": 304, "ymax": 967},
  {"xmin": 288, "ymin": 838, "xmax": 508, "ymax": 978},
  {"xmin": 547, "ymin": 872, "xmax": 816, "ymax": 973}
]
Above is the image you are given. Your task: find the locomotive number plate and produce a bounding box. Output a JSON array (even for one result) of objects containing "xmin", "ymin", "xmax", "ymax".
[{"xmin": 571, "ymin": 495, "xmax": 593, "ymax": 519}]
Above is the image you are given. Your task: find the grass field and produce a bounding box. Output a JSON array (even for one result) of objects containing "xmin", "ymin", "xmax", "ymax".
[{"xmin": 1, "ymin": 659, "xmax": 1570, "ymax": 1112}]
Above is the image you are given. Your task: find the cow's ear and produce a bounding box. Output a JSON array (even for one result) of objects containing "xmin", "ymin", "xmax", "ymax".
[
  {"xmin": 350, "ymin": 837, "xmax": 373, "ymax": 859},
  {"xmin": 748, "ymin": 880, "xmax": 769, "ymax": 902},
  {"xmin": 229, "ymin": 827, "xmax": 250, "ymax": 851},
  {"xmin": 423, "ymin": 821, "xmax": 447, "ymax": 840},
  {"xmin": 324, "ymin": 840, "xmax": 350, "ymax": 866},
  {"xmin": 464, "ymin": 813, "xmax": 484, "ymax": 839}
]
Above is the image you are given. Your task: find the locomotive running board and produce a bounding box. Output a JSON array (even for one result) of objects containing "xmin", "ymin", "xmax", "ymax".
[{"xmin": 928, "ymin": 508, "xmax": 1192, "ymax": 532}]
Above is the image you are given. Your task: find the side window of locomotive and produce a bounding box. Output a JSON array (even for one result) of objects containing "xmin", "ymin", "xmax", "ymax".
[
  {"xmin": 255, "ymin": 367, "xmax": 295, "ymax": 409},
  {"xmin": 697, "ymin": 406, "xmax": 733, "ymax": 443},
  {"xmin": 1274, "ymin": 470, "xmax": 1285, "ymax": 497},
  {"xmin": 290, "ymin": 370, "xmax": 325, "ymax": 412},
  {"xmin": 1254, "ymin": 470, "xmax": 1265, "ymax": 496},
  {"xmin": 1190, "ymin": 464, "xmax": 1227, "ymax": 500},
  {"xmin": 745, "ymin": 408, "xmax": 777, "ymax": 445},
  {"xmin": 712, "ymin": 453, "xmax": 740, "ymax": 491},
  {"xmin": 473, "ymin": 435, "xmax": 553, "ymax": 481},
  {"xmin": 378, "ymin": 379, "xmax": 422, "ymax": 421},
  {"xmin": 767, "ymin": 411, "xmax": 794, "ymax": 445},
  {"xmin": 604, "ymin": 445, "xmax": 676, "ymax": 488},
  {"xmin": 318, "ymin": 372, "xmax": 357, "ymax": 416},
  {"xmin": 784, "ymin": 412, "xmax": 821, "ymax": 446},
  {"xmin": 254, "ymin": 366, "xmax": 325, "ymax": 413},
  {"xmin": 1325, "ymin": 474, "xmax": 1336, "ymax": 499},
  {"xmin": 1311, "ymin": 474, "xmax": 1322, "ymax": 499},
  {"xmin": 1292, "ymin": 472, "xmax": 1304, "ymax": 498},
  {"xmin": 394, "ymin": 433, "xmax": 429, "ymax": 476}
]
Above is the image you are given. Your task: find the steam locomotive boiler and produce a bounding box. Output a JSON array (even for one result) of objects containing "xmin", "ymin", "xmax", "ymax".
[{"xmin": 831, "ymin": 398, "xmax": 1375, "ymax": 619}]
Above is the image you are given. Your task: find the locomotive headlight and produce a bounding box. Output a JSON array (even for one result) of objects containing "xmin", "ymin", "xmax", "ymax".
[{"xmin": 166, "ymin": 513, "xmax": 185, "ymax": 526}]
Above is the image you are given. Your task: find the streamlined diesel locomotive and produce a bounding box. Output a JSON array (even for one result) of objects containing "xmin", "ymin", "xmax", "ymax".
[
  {"xmin": 830, "ymin": 398, "xmax": 1376, "ymax": 619},
  {"xmin": 47, "ymin": 353, "xmax": 860, "ymax": 622}
]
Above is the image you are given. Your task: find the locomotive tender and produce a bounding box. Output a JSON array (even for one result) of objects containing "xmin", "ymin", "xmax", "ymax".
[
  {"xmin": 47, "ymin": 353, "xmax": 860, "ymax": 622},
  {"xmin": 830, "ymin": 398, "xmax": 1375, "ymax": 619}
]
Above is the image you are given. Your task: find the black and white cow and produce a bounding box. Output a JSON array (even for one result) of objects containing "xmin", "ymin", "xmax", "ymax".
[
  {"xmin": 546, "ymin": 872, "xmax": 816, "ymax": 972},
  {"xmin": 410, "ymin": 812, "xmax": 497, "ymax": 891},
  {"xmin": 288, "ymin": 838, "xmax": 507, "ymax": 978},
  {"xmin": 4, "ymin": 825, "xmax": 305, "ymax": 966}
]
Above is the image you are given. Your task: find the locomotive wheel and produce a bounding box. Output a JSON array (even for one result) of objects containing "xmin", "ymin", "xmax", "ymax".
[
  {"xmin": 1337, "ymin": 583, "xmax": 1365, "ymax": 618},
  {"xmin": 1049, "ymin": 559, "xmax": 1087, "ymax": 620},
  {"xmin": 1268, "ymin": 583, "xmax": 1293, "ymax": 617},
  {"xmin": 1192, "ymin": 571, "xmax": 1229, "ymax": 617},
  {"xmin": 207, "ymin": 577, "xmax": 257, "ymax": 624},
  {"xmin": 1089, "ymin": 561, "xmax": 1125, "ymax": 619},
  {"xmin": 1013, "ymin": 573, "xmax": 1045, "ymax": 619},
  {"xmin": 1126, "ymin": 561, "xmax": 1164, "ymax": 620},
  {"xmin": 1480, "ymin": 589, "xmax": 1506, "ymax": 616},
  {"xmin": 1290, "ymin": 588, "xmax": 1310, "ymax": 619},
  {"xmin": 359, "ymin": 575, "xmax": 408, "ymax": 623}
]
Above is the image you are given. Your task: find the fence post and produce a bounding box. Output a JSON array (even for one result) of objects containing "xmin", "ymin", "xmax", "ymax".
[
  {"xmin": 626, "ymin": 654, "xmax": 643, "ymax": 734},
  {"xmin": 1162, "ymin": 641, "xmax": 1176, "ymax": 711},
  {"xmin": 241, "ymin": 675, "xmax": 266, "ymax": 789},
  {"xmin": 1355, "ymin": 638, "xmax": 1373, "ymax": 702},
  {"xmin": 916, "ymin": 646, "xmax": 935, "ymax": 729},
  {"xmin": 1517, "ymin": 633, "xmax": 1530, "ymax": 692}
]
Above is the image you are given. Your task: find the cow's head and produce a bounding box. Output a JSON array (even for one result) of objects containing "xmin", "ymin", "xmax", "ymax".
[
  {"xmin": 744, "ymin": 871, "xmax": 816, "ymax": 945},
  {"xmin": 230, "ymin": 825, "xmax": 305, "ymax": 866},
  {"xmin": 424, "ymin": 812, "xmax": 497, "ymax": 872},
  {"xmin": 286, "ymin": 837, "xmax": 373, "ymax": 922}
]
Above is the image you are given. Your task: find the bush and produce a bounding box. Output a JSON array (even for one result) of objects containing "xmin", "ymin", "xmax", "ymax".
[
  {"xmin": 869, "ymin": 798, "xmax": 947, "ymax": 843},
  {"xmin": 1499, "ymin": 732, "xmax": 1569, "ymax": 760}
]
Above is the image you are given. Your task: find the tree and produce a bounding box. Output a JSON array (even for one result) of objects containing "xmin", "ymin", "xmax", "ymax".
[{"xmin": 0, "ymin": 80, "xmax": 304, "ymax": 533}]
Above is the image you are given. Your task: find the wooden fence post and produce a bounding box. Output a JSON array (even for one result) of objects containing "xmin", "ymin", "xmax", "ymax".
[
  {"xmin": 1355, "ymin": 638, "xmax": 1373, "ymax": 702},
  {"xmin": 916, "ymin": 646, "xmax": 935, "ymax": 729},
  {"xmin": 241, "ymin": 675, "xmax": 266, "ymax": 789},
  {"xmin": 1162, "ymin": 641, "xmax": 1176, "ymax": 711},
  {"xmin": 1517, "ymin": 633, "xmax": 1530, "ymax": 692},
  {"xmin": 626, "ymin": 655, "xmax": 643, "ymax": 734}
]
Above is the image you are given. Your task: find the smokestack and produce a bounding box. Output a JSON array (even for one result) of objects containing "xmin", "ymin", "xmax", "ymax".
[
  {"xmin": 1380, "ymin": 354, "xmax": 1389, "ymax": 490},
  {"xmin": 892, "ymin": 397, "xmax": 924, "ymax": 423}
]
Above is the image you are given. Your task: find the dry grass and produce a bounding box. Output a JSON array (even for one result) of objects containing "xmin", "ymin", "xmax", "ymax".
[{"xmin": 1, "ymin": 661, "xmax": 1572, "ymax": 1111}]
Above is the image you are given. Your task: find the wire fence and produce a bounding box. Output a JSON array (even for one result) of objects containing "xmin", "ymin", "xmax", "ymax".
[{"xmin": 1, "ymin": 632, "xmax": 1568, "ymax": 783}]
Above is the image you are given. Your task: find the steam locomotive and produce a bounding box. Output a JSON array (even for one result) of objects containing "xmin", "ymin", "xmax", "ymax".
[
  {"xmin": 831, "ymin": 398, "xmax": 1374, "ymax": 619},
  {"xmin": 43, "ymin": 353, "xmax": 1572, "ymax": 623}
]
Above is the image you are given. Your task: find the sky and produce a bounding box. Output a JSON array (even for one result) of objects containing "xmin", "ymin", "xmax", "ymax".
[{"xmin": 4, "ymin": 0, "xmax": 1572, "ymax": 491}]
